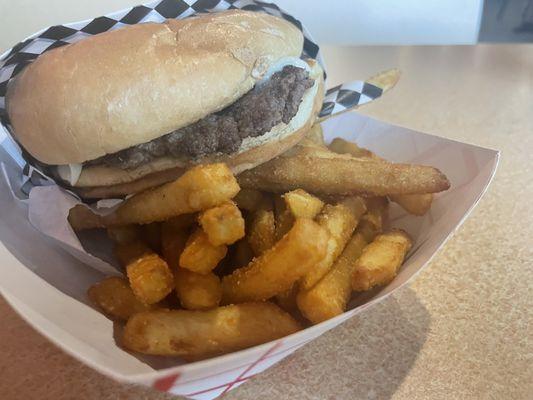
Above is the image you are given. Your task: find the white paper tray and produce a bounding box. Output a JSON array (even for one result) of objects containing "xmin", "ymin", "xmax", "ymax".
[{"xmin": 0, "ymin": 111, "xmax": 498, "ymax": 399}]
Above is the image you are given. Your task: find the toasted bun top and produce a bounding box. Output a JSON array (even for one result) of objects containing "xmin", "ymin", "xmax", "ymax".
[{"xmin": 6, "ymin": 11, "xmax": 304, "ymax": 165}]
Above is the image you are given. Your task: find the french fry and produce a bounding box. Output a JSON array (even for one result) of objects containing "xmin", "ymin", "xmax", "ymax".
[
  {"xmin": 114, "ymin": 240, "xmax": 152, "ymax": 267},
  {"xmin": 127, "ymin": 253, "xmax": 174, "ymax": 304},
  {"xmin": 88, "ymin": 276, "xmax": 155, "ymax": 320},
  {"xmin": 361, "ymin": 196, "xmax": 389, "ymax": 232},
  {"xmin": 355, "ymin": 218, "xmax": 381, "ymax": 244},
  {"xmin": 300, "ymin": 197, "xmax": 366, "ymax": 290},
  {"xmin": 297, "ymin": 232, "xmax": 367, "ymax": 323},
  {"xmin": 275, "ymin": 285, "xmax": 299, "ymax": 316},
  {"xmin": 237, "ymin": 153, "xmax": 449, "ymax": 196},
  {"xmin": 295, "ymin": 140, "xmax": 341, "ymax": 160},
  {"xmin": 141, "ymin": 222, "xmax": 162, "ymax": 253},
  {"xmin": 283, "ymin": 189, "xmax": 324, "ymax": 219},
  {"xmin": 106, "ymin": 225, "xmax": 141, "ymax": 244},
  {"xmin": 328, "ymin": 137, "xmax": 374, "ymax": 158},
  {"xmin": 343, "ymin": 196, "xmax": 372, "ymax": 218},
  {"xmin": 297, "ymin": 199, "xmax": 386, "ymax": 324},
  {"xmin": 222, "ymin": 219, "xmax": 329, "ymax": 304},
  {"xmin": 69, "ymin": 163, "xmax": 240, "ymax": 229},
  {"xmin": 389, "ymin": 193, "xmax": 433, "ymax": 216},
  {"xmin": 161, "ymin": 223, "xmax": 188, "ymax": 270},
  {"xmin": 352, "ymin": 229, "xmax": 412, "ymax": 291},
  {"xmin": 199, "ymin": 201, "xmax": 245, "ymax": 246},
  {"xmin": 123, "ymin": 302, "xmax": 301, "ymax": 359},
  {"xmin": 174, "ymin": 268, "xmax": 222, "ymax": 310},
  {"xmin": 233, "ymin": 189, "xmax": 271, "ymax": 212},
  {"xmin": 248, "ymin": 209, "xmax": 276, "ymax": 256},
  {"xmin": 179, "ymin": 228, "xmax": 227, "ymax": 274},
  {"xmin": 306, "ymin": 123, "xmax": 326, "ymax": 147},
  {"xmin": 329, "ymin": 138, "xmax": 435, "ymax": 215},
  {"xmin": 274, "ymin": 195, "xmax": 294, "ymax": 240}
]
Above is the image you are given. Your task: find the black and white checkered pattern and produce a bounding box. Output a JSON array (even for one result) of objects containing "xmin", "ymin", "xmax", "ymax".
[
  {"xmin": 0, "ymin": 0, "xmax": 322, "ymax": 198},
  {"xmin": 319, "ymin": 81, "xmax": 383, "ymax": 119},
  {"xmin": 0, "ymin": 0, "xmax": 323, "ymax": 198},
  {"xmin": 0, "ymin": 0, "xmax": 383, "ymax": 200}
]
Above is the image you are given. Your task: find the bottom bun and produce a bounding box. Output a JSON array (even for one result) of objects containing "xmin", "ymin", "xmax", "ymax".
[
  {"xmin": 76, "ymin": 124, "xmax": 309, "ymax": 199},
  {"xmin": 76, "ymin": 65, "xmax": 324, "ymax": 199}
]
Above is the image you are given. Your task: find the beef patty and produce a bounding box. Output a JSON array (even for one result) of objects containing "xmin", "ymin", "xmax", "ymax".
[{"xmin": 89, "ymin": 65, "xmax": 314, "ymax": 170}]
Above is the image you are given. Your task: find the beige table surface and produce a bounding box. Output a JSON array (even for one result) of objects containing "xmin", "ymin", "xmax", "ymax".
[{"xmin": 1, "ymin": 15, "xmax": 532, "ymax": 400}]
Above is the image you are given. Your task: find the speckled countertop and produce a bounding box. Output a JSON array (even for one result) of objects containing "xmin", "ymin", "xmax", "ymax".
[{"xmin": 1, "ymin": 43, "xmax": 532, "ymax": 399}]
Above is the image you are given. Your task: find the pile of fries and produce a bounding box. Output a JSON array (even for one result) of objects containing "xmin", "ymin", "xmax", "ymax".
[{"xmin": 71, "ymin": 125, "xmax": 449, "ymax": 360}]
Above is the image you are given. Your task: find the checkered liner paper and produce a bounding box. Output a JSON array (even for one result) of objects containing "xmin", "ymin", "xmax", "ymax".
[{"xmin": 0, "ymin": 0, "xmax": 383, "ymax": 199}]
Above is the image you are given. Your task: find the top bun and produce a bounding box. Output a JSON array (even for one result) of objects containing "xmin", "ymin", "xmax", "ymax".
[{"xmin": 6, "ymin": 10, "xmax": 304, "ymax": 165}]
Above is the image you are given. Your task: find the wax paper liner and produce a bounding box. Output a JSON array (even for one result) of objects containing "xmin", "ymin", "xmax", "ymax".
[{"xmin": 0, "ymin": 1, "xmax": 499, "ymax": 399}]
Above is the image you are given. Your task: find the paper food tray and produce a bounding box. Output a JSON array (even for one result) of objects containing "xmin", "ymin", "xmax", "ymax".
[
  {"xmin": 0, "ymin": 1, "xmax": 499, "ymax": 399},
  {"xmin": 0, "ymin": 110, "xmax": 498, "ymax": 399}
]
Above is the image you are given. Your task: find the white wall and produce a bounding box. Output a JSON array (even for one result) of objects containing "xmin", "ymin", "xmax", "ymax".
[
  {"xmin": 0, "ymin": 0, "xmax": 483, "ymax": 53},
  {"xmin": 278, "ymin": 0, "xmax": 483, "ymax": 44}
]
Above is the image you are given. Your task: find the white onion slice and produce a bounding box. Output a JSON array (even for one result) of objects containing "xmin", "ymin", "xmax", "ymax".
[
  {"xmin": 57, "ymin": 163, "xmax": 82, "ymax": 186},
  {"xmin": 257, "ymin": 57, "xmax": 310, "ymax": 87}
]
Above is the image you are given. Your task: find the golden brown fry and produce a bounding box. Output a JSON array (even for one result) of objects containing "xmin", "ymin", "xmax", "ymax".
[
  {"xmin": 305, "ymin": 123, "xmax": 326, "ymax": 147},
  {"xmin": 329, "ymin": 138, "xmax": 435, "ymax": 216},
  {"xmin": 328, "ymin": 137, "xmax": 374, "ymax": 158},
  {"xmin": 389, "ymin": 193, "xmax": 433, "ymax": 216},
  {"xmin": 88, "ymin": 276, "xmax": 155, "ymax": 320},
  {"xmin": 248, "ymin": 209, "xmax": 276, "ymax": 256},
  {"xmin": 233, "ymin": 189, "xmax": 271, "ymax": 212},
  {"xmin": 141, "ymin": 222, "xmax": 162, "ymax": 253},
  {"xmin": 222, "ymin": 219, "xmax": 329, "ymax": 304},
  {"xmin": 127, "ymin": 253, "xmax": 174, "ymax": 304},
  {"xmin": 341, "ymin": 196, "xmax": 371, "ymax": 218},
  {"xmin": 274, "ymin": 195, "xmax": 294, "ymax": 240},
  {"xmin": 70, "ymin": 164, "xmax": 240, "ymax": 229},
  {"xmin": 179, "ymin": 228, "xmax": 227, "ymax": 274},
  {"xmin": 297, "ymin": 232, "xmax": 367, "ymax": 323},
  {"xmin": 106, "ymin": 225, "xmax": 141, "ymax": 244},
  {"xmin": 161, "ymin": 223, "xmax": 188, "ymax": 270},
  {"xmin": 300, "ymin": 197, "xmax": 366, "ymax": 290},
  {"xmin": 237, "ymin": 154, "xmax": 449, "ymax": 196},
  {"xmin": 114, "ymin": 240, "xmax": 152, "ymax": 267},
  {"xmin": 199, "ymin": 201, "xmax": 245, "ymax": 246},
  {"xmin": 232, "ymin": 239, "xmax": 254, "ymax": 268},
  {"xmin": 361, "ymin": 196, "xmax": 389, "ymax": 233},
  {"xmin": 352, "ymin": 197, "xmax": 389, "ymax": 243},
  {"xmin": 275, "ymin": 284, "xmax": 299, "ymax": 316},
  {"xmin": 356, "ymin": 219, "xmax": 381, "ymax": 243},
  {"xmin": 174, "ymin": 268, "xmax": 222, "ymax": 310},
  {"xmin": 123, "ymin": 302, "xmax": 301, "ymax": 359},
  {"xmin": 283, "ymin": 189, "xmax": 324, "ymax": 219},
  {"xmin": 352, "ymin": 229, "xmax": 412, "ymax": 291},
  {"xmin": 297, "ymin": 138, "xmax": 341, "ymax": 158}
]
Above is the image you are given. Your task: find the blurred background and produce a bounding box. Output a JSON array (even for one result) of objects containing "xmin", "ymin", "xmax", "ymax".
[{"xmin": 2, "ymin": 0, "xmax": 533, "ymax": 50}]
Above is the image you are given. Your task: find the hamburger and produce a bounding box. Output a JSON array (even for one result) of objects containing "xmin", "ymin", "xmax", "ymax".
[{"xmin": 6, "ymin": 10, "xmax": 324, "ymax": 199}]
